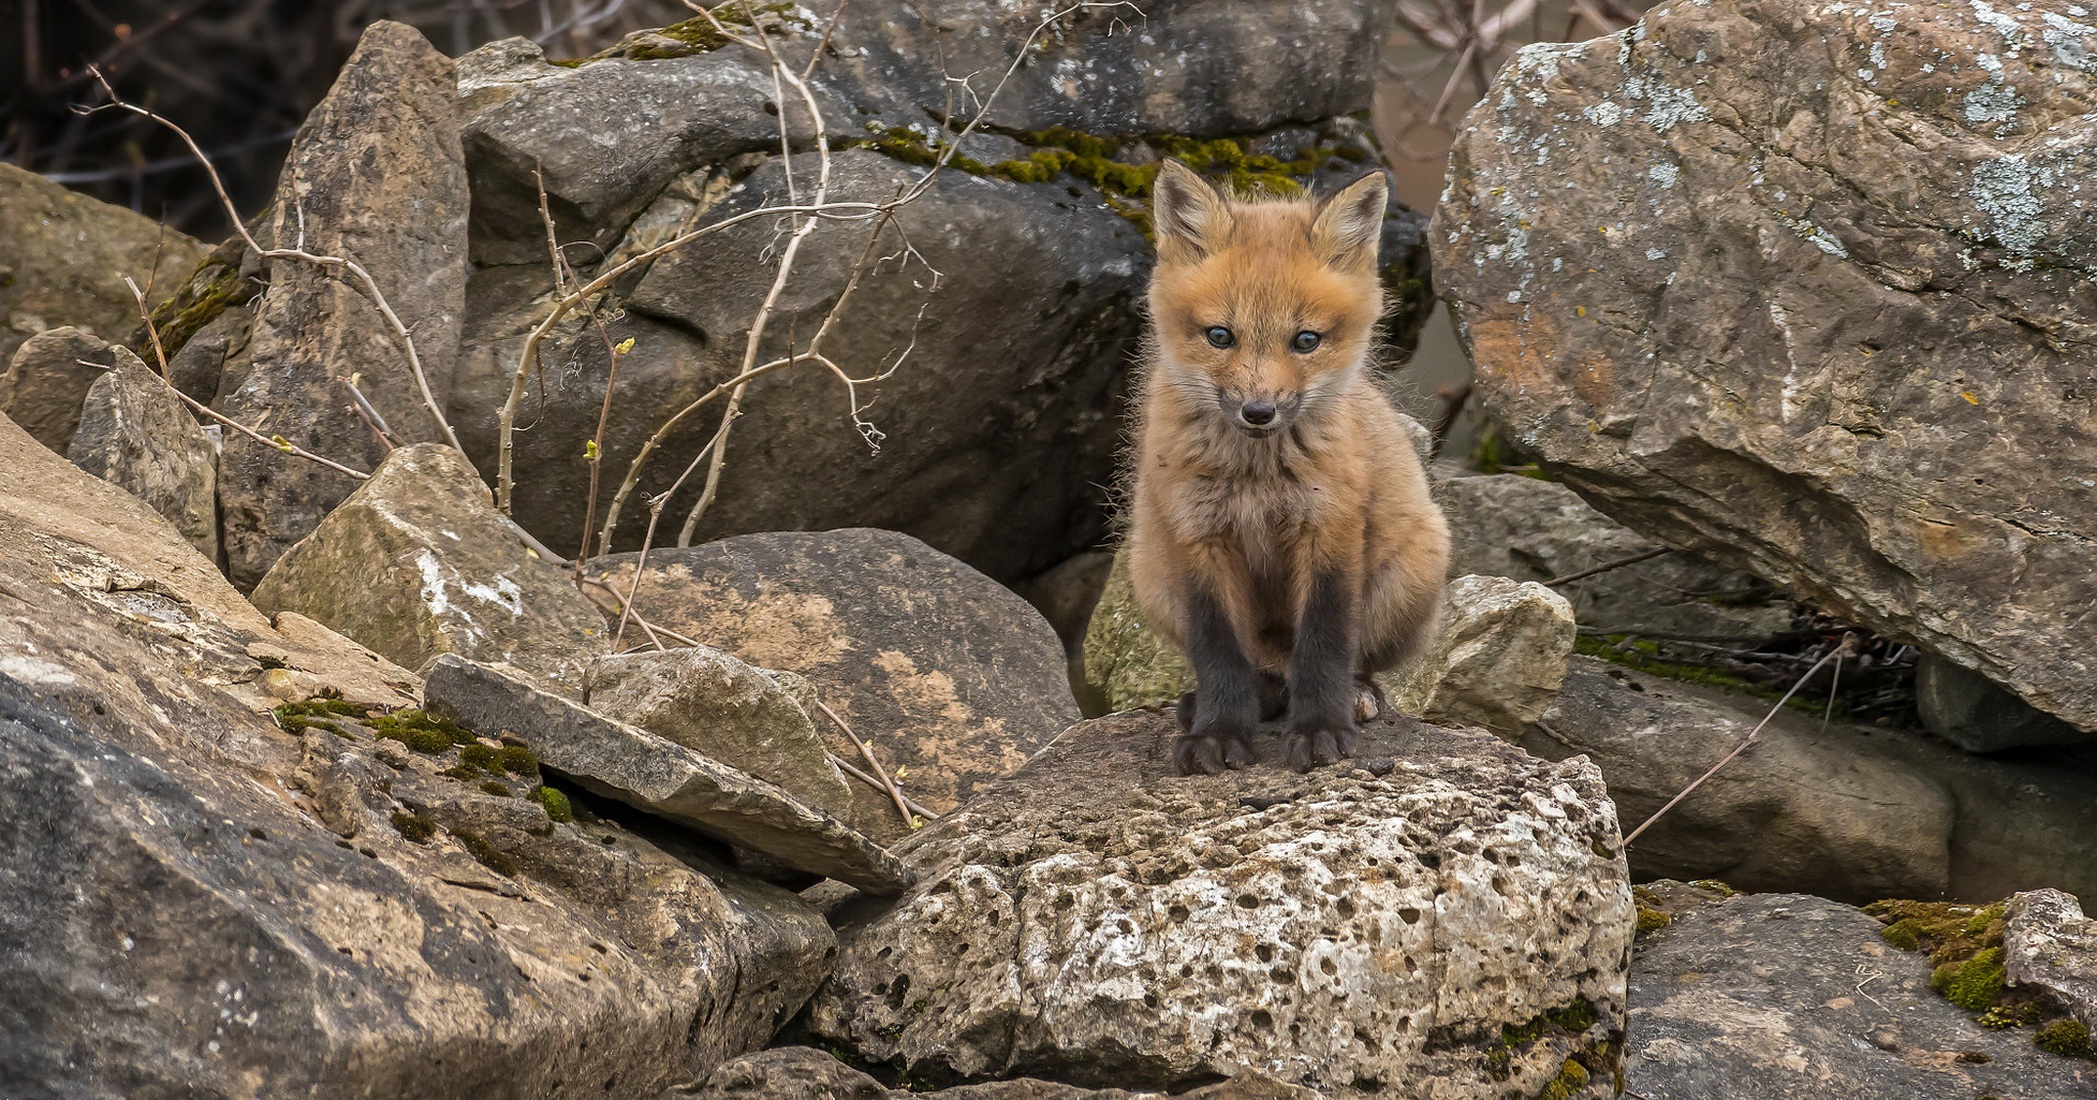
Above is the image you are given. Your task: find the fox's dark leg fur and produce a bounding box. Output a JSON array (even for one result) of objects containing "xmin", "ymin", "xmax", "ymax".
[
  {"xmin": 1175, "ymin": 585, "xmax": 1261, "ymax": 774},
  {"xmin": 1282, "ymin": 569, "xmax": 1362, "ymax": 771}
]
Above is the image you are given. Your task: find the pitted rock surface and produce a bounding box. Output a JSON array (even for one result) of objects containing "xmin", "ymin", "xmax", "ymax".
[
  {"xmin": 806, "ymin": 712, "xmax": 1632, "ymax": 1096},
  {"xmin": 2005, "ymin": 888, "xmax": 2097, "ymax": 1032},
  {"xmin": 1436, "ymin": 0, "xmax": 2097, "ymax": 734},
  {"xmin": 1381, "ymin": 573, "xmax": 1574, "ymax": 736}
]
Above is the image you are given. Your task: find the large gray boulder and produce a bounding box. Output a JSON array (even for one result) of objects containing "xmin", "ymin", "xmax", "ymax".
[
  {"xmin": 67, "ymin": 346, "xmax": 220, "ymax": 562},
  {"xmin": 215, "ymin": 21, "xmax": 470, "ymax": 589},
  {"xmin": 0, "ymin": 412, "xmax": 828, "ymax": 1099},
  {"xmin": 585, "ymin": 529, "xmax": 1079, "ymax": 836},
  {"xmin": 252, "ymin": 443, "xmax": 608, "ymax": 695},
  {"xmin": 805, "ymin": 711, "xmax": 1633, "ymax": 1097},
  {"xmin": 1436, "ymin": 0, "xmax": 2097, "ymax": 734},
  {"xmin": 0, "ymin": 163, "xmax": 207, "ymax": 368},
  {"xmin": 1626, "ymin": 891, "xmax": 2097, "ymax": 1098},
  {"xmin": 1522, "ymin": 657, "xmax": 2097, "ymax": 903}
]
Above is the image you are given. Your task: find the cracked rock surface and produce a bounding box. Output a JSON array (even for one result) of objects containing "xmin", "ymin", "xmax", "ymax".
[
  {"xmin": 805, "ymin": 711, "xmax": 1632, "ymax": 1097},
  {"xmin": 1436, "ymin": 0, "xmax": 2097, "ymax": 735}
]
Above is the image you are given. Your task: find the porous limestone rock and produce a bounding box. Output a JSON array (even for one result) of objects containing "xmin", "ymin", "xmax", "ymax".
[
  {"xmin": 1381, "ymin": 573, "xmax": 1574, "ymax": 735},
  {"xmin": 0, "ymin": 163, "xmax": 207, "ymax": 368},
  {"xmin": 0, "ymin": 325, "xmax": 120, "ymax": 453},
  {"xmin": 67, "ymin": 346, "xmax": 219, "ymax": 562},
  {"xmin": 2005, "ymin": 888, "xmax": 2097, "ymax": 1032},
  {"xmin": 1438, "ymin": 473, "xmax": 1793, "ymax": 643},
  {"xmin": 0, "ymin": 411, "xmax": 828, "ymax": 1098},
  {"xmin": 805, "ymin": 711, "xmax": 1633, "ymax": 1096},
  {"xmin": 252, "ymin": 443, "xmax": 608, "ymax": 695},
  {"xmin": 677, "ymin": 1046, "xmax": 1318, "ymax": 1100},
  {"xmin": 1437, "ymin": 0, "xmax": 2097, "ymax": 734},
  {"xmin": 424, "ymin": 655, "xmax": 910, "ymax": 896},
  {"xmin": 1626, "ymin": 892, "xmax": 2097, "ymax": 1098},
  {"xmin": 215, "ymin": 21, "xmax": 469, "ymax": 588},
  {"xmin": 584, "ymin": 646, "xmax": 855, "ymax": 816},
  {"xmin": 584, "ymin": 529, "xmax": 1078, "ymax": 836}
]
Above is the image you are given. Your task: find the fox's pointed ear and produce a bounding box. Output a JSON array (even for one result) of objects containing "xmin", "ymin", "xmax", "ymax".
[
  {"xmin": 1312, "ymin": 170, "xmax": 1388, "ymax": 271},
  {"xmin": 1151, "ymin": 159, "xmax": 1231, "ymax": 260}
]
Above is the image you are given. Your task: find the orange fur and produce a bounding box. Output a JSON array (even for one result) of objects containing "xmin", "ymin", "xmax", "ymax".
[{"xmin": 1125, "ymin": 162, "xmax": 1450, "ymax": 706}]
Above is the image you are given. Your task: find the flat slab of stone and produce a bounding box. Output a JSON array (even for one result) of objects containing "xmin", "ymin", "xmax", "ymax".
[
  {"xmin": 424, "ymin": 655, "xmax": 910, "ymax": 895},
  {"xmin": 1627, "ymin": 892, "xmax": 2097, "ymax": 1098}
]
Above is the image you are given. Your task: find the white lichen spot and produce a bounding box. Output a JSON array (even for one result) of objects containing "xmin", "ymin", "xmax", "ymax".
[
  {"xmin": 1649, "ymin": 162, "xmax": 1680, "ymax": 188},
  {"xmin": 1965, "ymin": 54, "xmax": 2025, "ymax": 124},
  {"xmin": 1970, "ymin": 154, "xmax": 2046, "ymax": 253},
  {"xmin": 1584, "ymin": 100, "xmax": 1625, "ymax": 126},
  {"xmin": 1645, "ymin": 247, "xmax": 1668, "ymax": 260},
  {"xmin": 1970, "ymin": 0, "xmax": 2027, "ymax": 44}
]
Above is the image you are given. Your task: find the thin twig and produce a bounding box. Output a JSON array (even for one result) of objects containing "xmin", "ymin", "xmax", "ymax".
[
  {"xmin": 830, "ymin": 753, "xmax": 941, "ymax": 821},
  {"xmin": 812, "ymin": 698, "xmax": 916, "ymax": 826},
  {"xmin": 1544, "ymin": 546, "xmax": 1672, "ymax": 587},
  {"xmin": 1622, "ymin": 633, "xmax": 1856, "ymax": 847}
]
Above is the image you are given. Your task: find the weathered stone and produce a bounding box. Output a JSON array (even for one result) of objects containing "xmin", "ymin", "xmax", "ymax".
[
  {"xmin": 423, "ymin": 655, "xmax": 911, "ymax": 895},
  {"xmin": 805, "ymin": 711, "xmax": 1632, "ymax": 1096},
  {"xmin": 1916, "ymin": 652, "xmax": 2087, "ymax": 753},
  {"xmin": 823, "ymin": 0, "xmax": 1396, "ymax": 137},
  {"xmin": 0, "ymin": 413, "xmax": 830, "ymax": 1098},
  {"xmin": 0, "ymin": 163, "xmax": 208, "ymax": 368},
  {"xmin": 252, "ymin": 443, "xmax": 608, "ymax": 695},
  {"xmin": 584, "ymin": 530, "xmax": 1078, "ymax": 833},
  {"xmin": 1523, "ymin": 657, "xmax": 2097, "ymax": 903},
  {"xmin": 584, "ymin": 646, "xmax": 855, "ymax": 816},
  {"xmin": 2005, "ymin": 888, "xmax": 2097, "ymax": 1032},
  {"xmin": 458, "ymin": 149, "xmax": 1148, "ymax": 584},
  {"xmin": 216, "ymin": 21, "xmax": 469, "ymax": 589},
  {"xmin": 1437, "ymin": 0, "xmax": 2097, "ymax": 732},
  {"xmin": 456, "ymin": 36, "xmax": 834, "ymax": 265},
  {"xmin": 1013, "ymin": 549, "xmax": 1115, "ymax": 658},
  {"xmin": 1438, "ymin": 473, "xmax": 1794, "ymax": 643},
  {"xmin": 1381, "ymin": 573, "xmax": 1573, "ymax": 735},
  {"xmin": 676, "ymin": 1046, "xmax": 1318, "ymax": 1100},
  {"xmin": 67, "ymin": 347, "xmax": 219, "ymax": 562},
  {"xmin": 1625, "ymin": 892, "xmax": 2097, "ymax": 1098},
  {"xmin": 1, "ymin": 325, "xmax": 120, "ymax": 453},
  {"xmin": 1080, "ymin": 546, "xmax": 1192, "ymax": 714}
]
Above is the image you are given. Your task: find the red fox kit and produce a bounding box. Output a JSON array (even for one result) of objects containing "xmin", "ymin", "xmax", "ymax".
[{"xmin": 1126, "ymin": 160, "xmax": 1451, "ymax": 775}]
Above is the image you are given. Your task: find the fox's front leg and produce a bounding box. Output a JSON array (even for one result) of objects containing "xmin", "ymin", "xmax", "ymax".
[
  {"xmin": 1282, "ymin": 565, "xmax": 1364, "ymax": 771},
  {"xmin": 1174, "ymin": 581, "xmax": 1262, "ymax": 775}
]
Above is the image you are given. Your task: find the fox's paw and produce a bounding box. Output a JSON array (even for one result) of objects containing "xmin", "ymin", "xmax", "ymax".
[
  {"xmin": 1174, "ymin": 725, "xmax": 1257, "ymax": 775},
  {"xmin": 1280, "ymin": 721, "xmax": 1360, "ymax": 772}
]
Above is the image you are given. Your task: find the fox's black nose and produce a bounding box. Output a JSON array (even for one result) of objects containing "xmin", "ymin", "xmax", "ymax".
[{"xmin": 1241, "ymin": 401, "xmax": 1276, "ymax": 426}]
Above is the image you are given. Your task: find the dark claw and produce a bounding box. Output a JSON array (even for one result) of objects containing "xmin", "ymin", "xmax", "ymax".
[
  {"xmin": 1174, "ymin": 721, "xmax": 1257, "ymax": 775},
  {"xmin": 1280, "ymin": 723, "xmax": 1356, "ymax": 772}
]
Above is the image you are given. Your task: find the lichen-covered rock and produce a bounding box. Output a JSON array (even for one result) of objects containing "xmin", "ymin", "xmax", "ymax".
[
  {"xmin": 1381, "ymin": 573, "xmax": 1573, "ymax": 735},
  {"xmin": 585, "ymin": 530, "xmax": 1078, "ymax": 835},
  {"xmin": 252, "ymin": 443, "xmax": 608, "ymax": 695},
  {"xmin": 823, "ymin": 0, "xmax": 1396, "ymax": 137},
  {"xmin": 1436, "ymin": 0, "xmax": 2097, "ymax": 734},
  {"xmin": 216, "ymin": 21, "xmax": 469, "ymax": 589},
  {"xmin": 424, "ymin": 655, "xmax": 911, "ymax": 896},
  {"xmin": 1915, "ymin": 652, "xmax": 2086, "ymax": 754},
  {"xmin": 1438, "ymin": 474, "xmax": 1793, "ymax": 643},
  {"xmin": 67, "ymin": 347, "xmax": 219, "ymax": 562},
  {"xmin": 805, "ymin": 711, "xmax": 1632, "ymax": 1096},
  {"xmin": 0, "ymin": 412, "xmax": 829, "ymax": 1099},
  {"xmin": 2005, "ymin": 888, "xmax": 2097, "ymax": 1032},
  {"xmin": 677, "ymin": 1046, "xmax": 1318, "ymax": 1100},
  {"xmin": 584, "ymin": 646, "xmax": 855, "ymax": 816},
  {"xmin": 1079, "ymin": 546, "xmax": 1192, "ymax": 713},
  {"xmin": 1626, "ymin": 892, "xmax": 2097, "ymax": 1098},
  {"xmin": 1, "ymin": 325, "xmax": 121, "ymax": 453},
  {"xmin": 0, "ymin": 163, "xmax": 207, "ymax": 369}
]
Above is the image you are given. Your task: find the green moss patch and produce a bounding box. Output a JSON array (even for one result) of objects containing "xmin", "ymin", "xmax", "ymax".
[
  {"xmin": 2037, "ymin": 1020, "xmax": 2094, "ymax": 1058},
  {"xmin": 369, "ymin": 708, "xmax": 477, "ymax": 754},
  {"xmin": 390, "ymin": 810, "xmax": 436, "ymax": 843},
  {"xmin": 451, "ymin": 828, "xmax": 519, "ymax": 876},
  {"xmin": 134, "ymin": 256, "xmax": 258, "ymax": 362},
  {"xmin": 532, "ymin": 785, "xmax": 574, "ymax": 823},
  {"xmin": 1482, "ymin": 996, "xmax": 1602, "ymax": 1081},
  {"xmin": 498, "ymin": 744, "xmax": 540, "ymax": 778},
  {"xmin": 272, "ymin": 697, "xmax": 371, "ymax": 737},
  {"xmin": 1867, "ymin": 897, "xmax": 2091, "ymax": 1060}
]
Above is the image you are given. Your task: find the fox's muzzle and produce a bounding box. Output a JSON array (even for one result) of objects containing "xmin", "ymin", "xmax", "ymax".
[{"xmin": 1217, "ymin": 389, "xmax": 1301, "ymax": 434}]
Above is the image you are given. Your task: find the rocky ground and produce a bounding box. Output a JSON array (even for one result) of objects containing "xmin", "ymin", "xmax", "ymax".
[{"xmin": 2, "ymin": 0, "xmax": 2096, "ymax": 1097}]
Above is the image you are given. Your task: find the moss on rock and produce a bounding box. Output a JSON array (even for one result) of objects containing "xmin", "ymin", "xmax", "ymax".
[{"xmin": 1079, "ymin": 548, "xmax": 1190, "ymax": 713}]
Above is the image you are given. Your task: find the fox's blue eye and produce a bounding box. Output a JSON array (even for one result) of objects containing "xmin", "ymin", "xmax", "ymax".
[
  {"xmin": 1204, "ymin": 326, "xmax": 1235, "ymax": 349},
  {"xmin": 1292, "ymin": 330, "xmax": 1321, "ymax": 352}
]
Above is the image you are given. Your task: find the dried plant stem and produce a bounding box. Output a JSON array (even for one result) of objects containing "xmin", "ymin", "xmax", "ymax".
[{"xmin": 812, "ymin": 698, "xmax": 916, "ymax": 826}]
